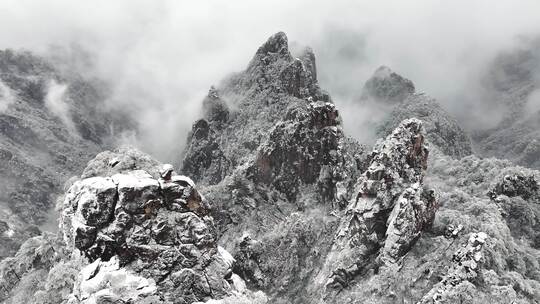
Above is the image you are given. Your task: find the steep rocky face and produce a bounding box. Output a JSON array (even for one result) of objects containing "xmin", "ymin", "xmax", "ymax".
[
  {"xmin": 0, "ymin": 49, "xmax": 132, "ymax": 259},
  {"xmin": 360, "ymin": 66, "xmax": 473, "ymax": 158},
  {"xmin": 179, "ymin": 34, "xmax": 539, "ymax": 303},
  {"xmin": 248, "ymin": 101, "xmax": 343, "ymax": 202},
  {"xmin": 182, "ymin": 90, "xmax": 230, "ymax": 186}
]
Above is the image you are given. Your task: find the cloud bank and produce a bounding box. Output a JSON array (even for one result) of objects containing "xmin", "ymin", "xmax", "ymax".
[{"xmin": 1, "ymin": 0, "xmax": 540, "ymax": 160}]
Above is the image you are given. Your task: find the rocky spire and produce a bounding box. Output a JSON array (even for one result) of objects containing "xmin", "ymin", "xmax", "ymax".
[{"xmin": 324, "ymin": 118, "xmax": 437, "ymax": 288}]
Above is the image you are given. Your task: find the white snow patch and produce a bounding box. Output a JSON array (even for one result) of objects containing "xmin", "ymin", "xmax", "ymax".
[
  {"xmin": 218, "ymin": 245, "xmax": 235, "ymax": 268},
  {"xmin": 112, "ymin": 170, "xmax": 158, "ymax": 189},
  {"xmin": 171, "ymin": 175, "xmax": 195, "ymax": 187},
  {"xmin": 3, "ymin": 228, "xmax": 15, "ymax": 238},
  {"xmin": 78, "ymin": 257, "xmax": 156, "ymax": 303}
]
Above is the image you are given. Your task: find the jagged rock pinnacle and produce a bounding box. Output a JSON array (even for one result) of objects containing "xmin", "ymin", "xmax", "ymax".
[{"xmin": 323, "ymin": 118, "xmax": 437, "ymax": 289}]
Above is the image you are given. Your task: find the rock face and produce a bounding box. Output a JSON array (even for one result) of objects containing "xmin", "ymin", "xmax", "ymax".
[
  {"xmin": 359, "ymin": 66, "xmax": 473, "ymax": 158},
  {"xmin": 0, "ymin": 49, "xmax": 132, "ymax": 259},
  {"xmin": 1, "ymin": 148, "xmax": 264, "ymax": 304}
]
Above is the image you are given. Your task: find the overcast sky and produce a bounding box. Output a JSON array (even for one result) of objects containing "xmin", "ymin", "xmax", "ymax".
[{"xmin": 1, "ymin": 0, "xmax": 539, "ymax": 161}]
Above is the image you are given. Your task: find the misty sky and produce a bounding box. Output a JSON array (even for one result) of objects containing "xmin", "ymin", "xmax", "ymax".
[{"xmin": 1, "ymin": 0, "xmax": 540, "ymax": 161}]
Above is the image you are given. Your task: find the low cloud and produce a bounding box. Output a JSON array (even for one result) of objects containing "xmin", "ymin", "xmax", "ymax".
[
  {"xmin": 0, "ymin": 80, "xmax": 15, "ymax": 113},
  {"xmin": 45, "ymin": 80, "xmax": 76, "ymax": 133}
]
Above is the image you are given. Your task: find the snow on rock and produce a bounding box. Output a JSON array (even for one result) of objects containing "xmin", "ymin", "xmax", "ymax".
[{"xmin": 381, "ymin": 183, "xmax": 437, "ymax": 264}]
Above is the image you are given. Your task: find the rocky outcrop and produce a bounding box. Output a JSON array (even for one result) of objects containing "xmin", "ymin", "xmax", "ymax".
[
  {"xmin": 488, "ymin": 171, "xmax": 539, "ymax": 200},
  {"xmin": 180, "ymin": 33, "xmax": 368, "ymax": 303},
  {"xmin": 60, "ymin": 164, "xmax": 234, "ymax": 303},
  {"xmin": 182, "ymin": 116, "xmax": 230, "ymax": 186},
  {"xmin": 381, "ymin": 184, "xmax": 437, "ymax": 264},
  {"xmin": 1, "ymin": 148, "xmax": 265, "ymax": 304},
  {"xmin": 182, "ymin": 87, "xmax": 231, "ymax": 186},
  {"xmin": 324, "ymin": 119, "xmax": 437, "ymax": 288}
]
